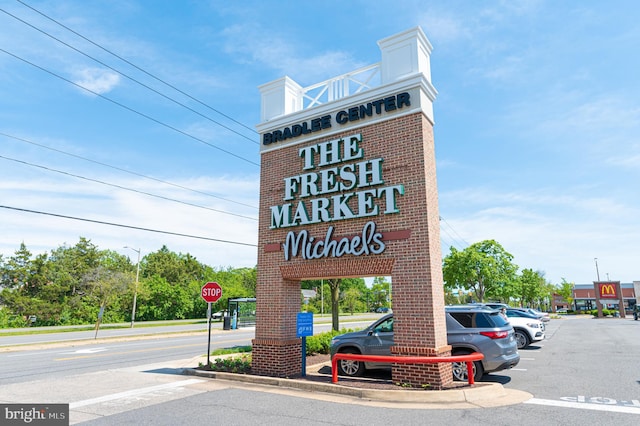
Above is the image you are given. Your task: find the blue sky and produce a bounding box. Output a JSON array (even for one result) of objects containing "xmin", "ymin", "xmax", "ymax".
[{"xmin": 1, "ymin": 0, "xmax": 638, "ymax": 285}]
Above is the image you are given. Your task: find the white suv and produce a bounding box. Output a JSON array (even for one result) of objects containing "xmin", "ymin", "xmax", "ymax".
[{"xmin": 505, "ymin": 309, "xmax": 545, "ymax": 349}]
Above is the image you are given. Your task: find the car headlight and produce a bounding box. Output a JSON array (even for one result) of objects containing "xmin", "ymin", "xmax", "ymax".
[{"xmin": 527, "ymin": 323, "xmax": 539, "ymax": 328}]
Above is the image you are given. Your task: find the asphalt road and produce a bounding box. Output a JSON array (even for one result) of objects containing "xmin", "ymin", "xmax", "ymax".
[
  {"xmin": 1, "ymin": 315, "xmax": 639, "ymax": 425},
  {"xmin": 0, "ymin": 315, "xmax": 380, "ymax": 385},
  {"xmin": 0, "ymin": 314, "xmax": 380, "ymax": 347}
]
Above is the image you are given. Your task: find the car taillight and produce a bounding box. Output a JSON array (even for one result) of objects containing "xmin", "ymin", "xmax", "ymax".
[{"xmin": 480, "ymin": 331, "xmax": 509, "ymax": 339}]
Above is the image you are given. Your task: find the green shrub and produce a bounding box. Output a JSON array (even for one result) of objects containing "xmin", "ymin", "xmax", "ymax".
[
  {"xmin": 590, "ymin": 309, "xmax": 621, "ymax": 317},
  {"xmin": 207, "ymin": 355, "xmax": 252, "ymax": 374},
  {"xmin": 0, "ymin": 310, "xmax": 28, "ymax": 328},
  {"xmin": 305, "ymin": 328, "xmax": 357, "ymax": 355}
]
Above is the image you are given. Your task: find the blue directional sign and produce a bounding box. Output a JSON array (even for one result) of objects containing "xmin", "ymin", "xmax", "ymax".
[{"xmin": 296, "ymin": 312, "xmax": 313, "ymax": 337}]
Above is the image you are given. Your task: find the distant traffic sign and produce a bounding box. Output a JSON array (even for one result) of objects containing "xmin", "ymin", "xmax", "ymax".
[{"xmin": 201, "ymin": 282, "xmax": 222, "ymax": 303}]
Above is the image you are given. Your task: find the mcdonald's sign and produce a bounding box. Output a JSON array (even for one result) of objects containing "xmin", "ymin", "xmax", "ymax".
[{"xmin": 598, "ymin": 283, "xmax": 618, "ymax": 299}]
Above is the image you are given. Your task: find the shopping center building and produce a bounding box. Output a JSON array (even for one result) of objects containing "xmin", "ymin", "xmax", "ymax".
[{"xmin": 553, "ymin": 281, "xmax": 640, "ymax": 313}]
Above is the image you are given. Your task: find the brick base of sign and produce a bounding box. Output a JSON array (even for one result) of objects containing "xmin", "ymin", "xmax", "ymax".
[
  {"xmin": 251, "ymin": 338, "xmax": 302, "ymax": 377},
  {"xmin": 390, "ymin": 345, "xmax": 453, "ymax": 389}
]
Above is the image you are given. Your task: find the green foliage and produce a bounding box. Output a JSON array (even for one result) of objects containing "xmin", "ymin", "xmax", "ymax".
[
  {"xmin": 0, "ymin": 308, "xmax": 28, "ymax": 328},
  {"xmin": 514, "ymin": 269, "xmax": 547, "ymax": 307},
  {"xmin": 137, "ymin": 275, "xmax": 194, "ymax": 320},
  {"xmin": 342, "ymin": 287, "xmax": 361, "ymax": 314},
  {"xmin": 305, "ymin": 328, "xmax": 356, "ymax": 355},
  {"xmin": 557, "ymin": 278, "xmax": 575, "ymax": 308},
  {"xmin": 207, "ymin": 355, "xmax": 252, "ymax": 374},
  {"xmin": 143, "ymin": 246, "xmax": 206, "ymax": 285},
  {"xmin": 0, "ymin": 239, "xmax": 257, "ymax": 327},
  {"xmin": 211, "ymin": 346, "xmax": 252, "ymax": 355},
  {"xmin": 590, "ymin": 309, "xmax": 618, "ymax": 317},
  {"xmin": 370, "ymin": 277, "xmax": 391, "ymax": 311},
  {"xmin": 443, "ymin": 240, "xmax": 518, "ymax": 303},
  {"xmin": 301, "ymin": 277, "xmax": 370, "ymax": 327}
]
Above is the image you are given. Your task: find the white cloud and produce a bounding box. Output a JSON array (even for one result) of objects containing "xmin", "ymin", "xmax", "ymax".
[
  {"xmin": 72, "ymin": 67, "xmax": 120, "ymax": 94},
  {"xmin": 0, "ymin": 172, "xmax": 260, "ymax": 269},
  {"xmin": 220, "ymin": 23, "xmax": 363, "ymax": 84},
  {"xmin": 419, "ymin": 14, "xmax": 471, "ymax": 44}
]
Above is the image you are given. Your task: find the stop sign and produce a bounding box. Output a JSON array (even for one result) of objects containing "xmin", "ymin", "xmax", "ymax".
[{"xmin": 201, "ymin": 282, "xmax": 222, "ymax": 303}]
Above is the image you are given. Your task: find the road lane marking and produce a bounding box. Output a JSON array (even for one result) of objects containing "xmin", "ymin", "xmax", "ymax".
[
  {"xmin": 59, "ymin": 348, "xmax": 108, "ymax": 354},
  {"xmin": 55, "ymin": 338, "xmax": 249, "ymax": 361},
  {"xmin": 55, "ymin": 343, "xmax": 202, "ymax": 361},
  {"xmin": 519, "ymin": 357, "xmax": 535, "ymax": 361},
  {"xmin": 525, "ymin": 398, "xmax": 640, "ymax": 415},
  {"xmin": 69, "ymin": 379, "xmax": 204, "ymax": 409}
]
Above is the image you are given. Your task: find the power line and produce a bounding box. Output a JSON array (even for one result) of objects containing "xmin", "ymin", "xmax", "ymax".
[
  {"xmin": 439, "ymin": 216, "xmax": 469, "ymax": 249},
  {"xmin": 0, "ymin": 47, "xmax": 260, "ymax": 167},
  {"xmin": 15, "ymin": 0, "xmax": 259, "ymax": 137},
  {"xmin": 0, "ymin": 154, "xmax": 258, "ymax": 221},
  {"xmin": 0, "ymin": 6, "xmax": 259, "ymax": 146},
  {"xmin": 0, "ymin": 131, "xmax": 258, "ymax": 210},
  {"xmin": 440, "ymin": 233, "xmax": 461, "ymax": 252},
  {"xmin": 0, "ymin": 204, "xmax": 257, "ymax": 247}
]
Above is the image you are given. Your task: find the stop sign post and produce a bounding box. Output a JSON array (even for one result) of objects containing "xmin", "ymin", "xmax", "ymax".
[{"xmin": 201, "ymin": 282, "xmax": 222, "ymax": 366}]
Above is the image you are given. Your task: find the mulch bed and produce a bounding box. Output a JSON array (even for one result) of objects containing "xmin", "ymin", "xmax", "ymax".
[
  {"xmin": 198, "ymin": 353, "xmax": 471, "ymax": 391},
  {"xmin": 302, "ymin": 353, "xmax": 470, "ymax": 391}
]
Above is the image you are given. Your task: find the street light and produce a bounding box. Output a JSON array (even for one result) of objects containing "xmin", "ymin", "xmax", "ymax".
[
  {"xmin": 594, "ymin": 258, "xmax": 600, "ymax": 281},
  {"xmin": 125, "ymin": 246, "xmax": 141, "ymax": 328}
]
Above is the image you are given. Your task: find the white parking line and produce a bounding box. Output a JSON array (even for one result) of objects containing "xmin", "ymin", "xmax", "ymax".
[
  {"xmin": 69, "ymin": 379, "xmax": 204, "ymax": 409},
  {"xmin": 519, "ymin": 357, "xmax": 535, "ymax": 361},
  {"xmin": 509, "ymin": 368, "xmax": 527, "ymax": 371},
  {"xmin": 525, "ymin": 398, "xmax": 640, "ymax": 415}
]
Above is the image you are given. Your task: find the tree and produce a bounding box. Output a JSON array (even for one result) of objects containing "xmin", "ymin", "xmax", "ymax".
[
  {"xmin": 557, "ymin": 278, "xmax": 575, "ymax": 309},
  {"xmin": 515, "ymin": 269, "xmax": 547, "ymax": 307},
  {"xmin": 303, "ymin": 280, "xmax": 330, "ymax": 315},
  {"xmin": 328, "ymin": 278, "xmax": 341, "ymax": 331},
  {"xmin": 370, "ymin": 277, "xmax": 391, "ymax": 310},
  {"xmin": 343, "ymin": 287, "xmax": 361, "ymax": 315},
  {"xmin": 0, "ymin": 242, "xmax": 33, "ymax": 290},
  {"xmin": 443, "ymin": 240, "xmax": 518, "ymax": 303},
  {"xmin": 137, "ymin": 275, "xmax": 193, "ymax": 320},
  {"xmin": 81, "ymin": 266, "xmax": 131, "ymax": 324},
  {"xmin": 143, "ymin": 246, "xmax": 205, "ymax": 285},
  {"xmin": 47, "ymin": 237, "xmax": 101, "ymax": 297}
]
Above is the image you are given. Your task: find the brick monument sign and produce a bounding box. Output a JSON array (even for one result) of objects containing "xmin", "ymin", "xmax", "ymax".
[{"xmin": 253, "ymin": 27, "xmax": 452, "ymax": 388}]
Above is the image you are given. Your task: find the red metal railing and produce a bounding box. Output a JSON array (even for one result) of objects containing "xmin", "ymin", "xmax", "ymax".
[{"xmin": 331, "ymin": 352, "xmax": 484, "ymax": 385}]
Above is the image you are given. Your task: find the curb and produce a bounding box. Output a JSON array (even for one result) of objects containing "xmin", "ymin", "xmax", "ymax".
[{"xmin": 182, "ymin": 366, "xmax": 532, "ymax": 406}]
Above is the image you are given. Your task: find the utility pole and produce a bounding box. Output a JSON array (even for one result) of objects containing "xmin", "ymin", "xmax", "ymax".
[{"xmin": 125, "ymin": 246, "xmax": 141, "ymax": 328}]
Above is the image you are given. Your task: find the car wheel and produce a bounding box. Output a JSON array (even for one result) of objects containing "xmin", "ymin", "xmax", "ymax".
[
  {"xmin": 451, "ymin": 351, "xmax": 483, "ymax": 382},
  {"xmin": 514, "ymin": 329, "xmax": 530, "ymax": 349},
  {"xmin": 337, "ymin": 349, "xmax": 365, "ymax": 377}
]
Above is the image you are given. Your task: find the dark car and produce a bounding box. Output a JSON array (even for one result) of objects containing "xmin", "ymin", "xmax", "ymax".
[
  {"xmin": 510, "ymin": 307, "xmax": 550, "ymax": 323},
  {"xmin": 330, "ymin": 306, "xmax": 520, "ymax": 382}
]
